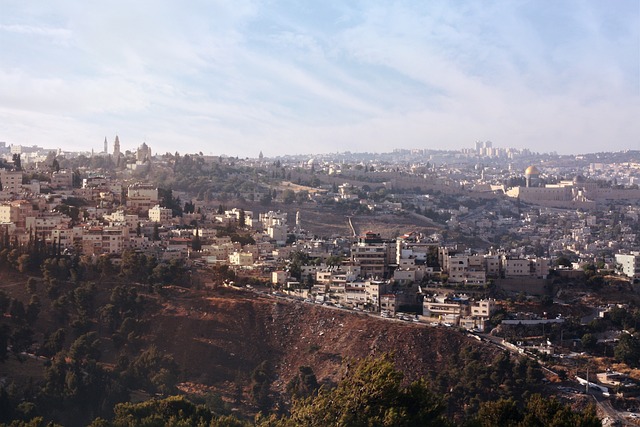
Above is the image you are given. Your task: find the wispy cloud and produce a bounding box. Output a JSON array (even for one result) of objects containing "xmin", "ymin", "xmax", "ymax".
[
  {"xmin": 0, "ymin": 1, "xmax": 638, "ymax": 155},
  {"xmin": 0, "ymin": 24, "xmax": 71, "ymax": 40}
]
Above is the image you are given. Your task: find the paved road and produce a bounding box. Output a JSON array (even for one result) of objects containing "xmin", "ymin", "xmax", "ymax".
[
  {"xmin": 597, "ymin": 397, "xmax": 636, "ymax": 426},
  {"xmin": 259, "ymin": 288, "xmax": 635, "ymax": 425}
]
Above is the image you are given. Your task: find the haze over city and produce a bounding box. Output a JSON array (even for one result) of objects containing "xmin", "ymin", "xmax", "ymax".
[{"xmin": 1, "ymin": 0, "xmax": 638, "ymax": 157}]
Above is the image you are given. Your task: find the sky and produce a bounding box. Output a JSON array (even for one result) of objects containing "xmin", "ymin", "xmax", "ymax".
[{"xmin": 1, "ymin": 1, "xmax": 639, "ymax": 158}]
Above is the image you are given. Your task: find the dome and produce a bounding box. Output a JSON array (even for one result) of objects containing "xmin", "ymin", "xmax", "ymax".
[
  {"xmin": 524, "ymin": 165, "xmax": 540, "ymax": 175},
  {"xmin": 307, "ymin": 158, "xmax": 316, "ymax": 166},
  {"xmin": 573, "ymin": 174, "xmax": 586, "ymax": 184}
]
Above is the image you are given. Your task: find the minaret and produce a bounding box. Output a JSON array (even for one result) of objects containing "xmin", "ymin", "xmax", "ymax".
[
  {"xmin": 103, "ymin": 137, "xmax": 108, "ymax": 153},
  {"xmin": 113, "ymin": 135, "xmax": 121, "ymax": 159}
]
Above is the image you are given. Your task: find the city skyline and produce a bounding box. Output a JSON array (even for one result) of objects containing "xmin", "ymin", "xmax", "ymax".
[{"xmin": 1, "ymin": 1, "xmax": 638, "ymax": 158}]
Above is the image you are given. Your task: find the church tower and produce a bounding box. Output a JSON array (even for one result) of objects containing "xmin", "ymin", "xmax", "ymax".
[
  {"xmin": 113, "ymin": 135, "xmax": 121, "ymax": 159},
  {"xmin": 103, "ymin": 137, "xmax": 108, "ymax": 153}
]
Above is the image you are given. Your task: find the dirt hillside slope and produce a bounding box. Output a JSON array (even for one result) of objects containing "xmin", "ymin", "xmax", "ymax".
[{"xmin": 148, "ymin": 288, "xmax": 492, "ymax": 397}]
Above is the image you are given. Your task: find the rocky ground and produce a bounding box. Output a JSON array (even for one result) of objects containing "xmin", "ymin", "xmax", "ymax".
[{"xmin": 145, "ymin": 287, "xmax": 488, "ymax": 409}]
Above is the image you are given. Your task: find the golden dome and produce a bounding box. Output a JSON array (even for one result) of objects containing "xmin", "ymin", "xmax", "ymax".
[{"xmin": 524, "ymin": 165, "xmax": 540, "ymax": 175}]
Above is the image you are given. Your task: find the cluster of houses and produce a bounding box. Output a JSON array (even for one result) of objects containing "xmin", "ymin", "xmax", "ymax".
[{"xmin": 1, "ymin": 144, "xmax": 639, "ymax": 334}]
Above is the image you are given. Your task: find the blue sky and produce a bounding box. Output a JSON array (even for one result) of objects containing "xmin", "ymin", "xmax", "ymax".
[{"xmin": 1, "ymin": 0, "xmax": 638, "ymax": 157}]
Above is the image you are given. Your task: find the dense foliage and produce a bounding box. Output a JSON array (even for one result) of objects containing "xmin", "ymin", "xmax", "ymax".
[
  {"xmin": 57, "ymin": 355, "xmax": 596, "ymax": 427},
  {"xmin": 0, "ymin": 246, "xmax": 601, "ymax": 426}
]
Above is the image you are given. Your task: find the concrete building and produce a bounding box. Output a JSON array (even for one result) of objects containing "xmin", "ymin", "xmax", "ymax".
[
  {"xmin": 127, "ymin": 183, "xmax": 159, "ymax": 208},
  {"xmin": 0, "ymin": 200, "xmax": 34, "ymax": 230},
  {"xmin": 423, "ymin": 294, "xmax": 470, "ymax": 324},
  {"xmin": 51, "ymin": 169, "xmax": 74, "ymax": 189},
  {"xmin": 351, "ymin": 232, "xmax": 391, "ymax": 279},
  {"xmin": 0, "ymin": 169, "xmax": 23, "ymax": 194},
  {"xmin": 272, "ymin": 270, "xmax": 289, "ymax": 285},
  {"xmin": 259, "ymin": 211, "xmax": 288, "ymax": 245},
  {"xmin": 615, "ymin": 252, "xmax": 640, "ymax": 279},
  {"xmin": 230, "ymin": 251, "xmax": 254, "ymax": 267},
  {"xmin": 149, "ymin": 205, "xmax": 173, "ymax": 223}
]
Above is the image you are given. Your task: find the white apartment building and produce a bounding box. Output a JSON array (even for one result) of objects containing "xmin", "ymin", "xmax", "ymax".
[
  {"xmin": 615, "ymin": 252, "xmax": 640, "ymax": 279},
  {"xmin": 229, "ymin": 251, "xmax": 254, "ymax": 266},
  {"xmin": 471, "ymin": 299, "xmax": 497, "ymax": 317},
  {"xmin": 104, "ymin": 210, "xmax": 140, "ymax": 231},
  {"xmin": 423, "ymin": 295, "xmax": 470, "ymax": 322},
  {"xmin": 502, "ymin": 256, "xmax": 549, "ymax": 279},
  {"xmin": 149, "ymin": 205, "xmax": 173, "ymax": 223}
]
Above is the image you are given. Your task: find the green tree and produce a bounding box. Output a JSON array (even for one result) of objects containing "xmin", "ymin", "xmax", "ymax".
[
  {"xmin": 25, "ymin": 278, "xmax": 37, "ymax": 295},
  {"xmin": 12, "ymin": 153, "xmax": 21, "ymax": 171},
  {"xmin": 128, "ymin": 345, "xmax": 178, "ymax": 395},
  {"xmin": 192, "ymin": 233, "xmax": 202, "ymax": 252},
  {"xmin": 282, "ymin": 189, "xmax": 296, "ymax": 204},
  {"xmin": 26, "ymin": 295, "xmax": 41, "ymax": 325},
  {"xmin": 474, "ymin": 394, "xmax": 599, "ymax": 427},
  {"xmin": 250, "ymin": 361, "xmax": 274, "ymax": 411},
  {"xmin": 68, "ymin": 332, "xmax": 101, "ymax": 364},
  {"xmin": 521, "ymin": 394, "xmax": 599, "ymax": 426},
  {"xmin": 9, "ymin": 299, "xmax": 26, "ymax": 323},
  {"xmin": 40, "ymin": 328, "xmax": 66, "ymax": 357},
  {"xmin": 296, "ymin": 190, "xmax": 309, "ymax": 204},
  {"xmin": 10, "ymin": 325, "xmax": 34, "ymax": 357},
  {"xmin": 614, "ymin": 333, "xmax": 640, "ymax": 367},
  {"xmin": 270, "ymin": 354, "xmax": 447, "ymax": 427},
  {"xmin": 260, "ymin": 193, "xmax": 272, "ymax": 206},
  {"xmin": 0, "ymin": 325, "xmax": 9, "ymax": 362},
  {"xmin": 581, "ymin": 333, "xmax": 597, "ymax": 351},
  {"xmin": 106, "ymin": 395, "xmax": 249, "ymax": 427},
  {"xmin": 555, "ymin": 255, "xmax": 572, "ymax": 268},
  {"xmin": 286, "ymin": 366, "xmax": 319, "ymax": 399},
  {"xmin": 475, "ymin": 398, "xmax": 521, "ymax": 427}
]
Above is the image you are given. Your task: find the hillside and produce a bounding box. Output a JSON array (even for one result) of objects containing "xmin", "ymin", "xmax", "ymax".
[
  {"xmin": 150, "ymin": 287, "xmax": 478, "ymax": 391},
  {"xmin": 1, "ymin": 269, "xmax": 576, "ymax": 425}
]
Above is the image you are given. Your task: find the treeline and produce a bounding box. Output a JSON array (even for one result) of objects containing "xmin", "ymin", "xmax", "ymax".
[
  {"xmin": 0, "ymin": 247, "xmax": 600, "ymax": 426},
  {"xmin": 0, "ymin": 249, "xmax": 191, "ymax": 426},
  {"xmin": 0, "ymin": 246, "xmax": 191, "ymax": 288},
  {"xmin": 42, "ymin": 355, "xmax": 597, "ymax": 427},
  {"xmin": 0, "ymin": 275, "xmax": 179, "ymax": 426}
]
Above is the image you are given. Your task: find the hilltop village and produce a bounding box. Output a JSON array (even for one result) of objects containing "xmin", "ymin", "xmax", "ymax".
[{"xmin": 2, "ymin": 138, "xmax": 640, "ymax": 424}]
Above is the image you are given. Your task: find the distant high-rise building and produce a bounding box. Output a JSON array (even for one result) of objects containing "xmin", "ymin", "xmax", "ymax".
[
  {"xmin": 474, "ymin": 140, "xmax": 493, "ymax": 156},
  {"xmin": 103, "ymin": 137, "xmax": 108, "ymax": 154}
]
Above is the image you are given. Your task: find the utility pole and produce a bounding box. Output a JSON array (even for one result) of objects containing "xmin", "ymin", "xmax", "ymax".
[{"xmin": 586, "ymin": 365, "xmax": 589, "ymax": 394}]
